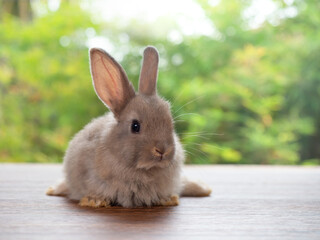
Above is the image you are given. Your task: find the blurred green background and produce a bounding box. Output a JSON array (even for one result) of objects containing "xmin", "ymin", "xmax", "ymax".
[{"xmin": 0, "ymin": 0, "xmax": 319, "ymax": 165}]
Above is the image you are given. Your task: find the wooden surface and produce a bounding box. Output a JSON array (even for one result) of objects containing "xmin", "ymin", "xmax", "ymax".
[{"xmin": 0, "ymin": 164, "xmax": 319, "ymax": 240}]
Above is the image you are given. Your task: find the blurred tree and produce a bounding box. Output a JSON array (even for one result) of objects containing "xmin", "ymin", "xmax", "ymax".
[
  {"xmin": 0, "ymin": 0, "xmax": 319, "ymax": 164},
  {"xmin": 0, "ymin": 1, "xmax": 101, "ymax": 162},
  {"xmin": 278, "ymin": 0, "xmax": 320, "ymax": 164},
  {"xmin": 1, "ymin": 0, "xmax": 33, "ymax": 21}
]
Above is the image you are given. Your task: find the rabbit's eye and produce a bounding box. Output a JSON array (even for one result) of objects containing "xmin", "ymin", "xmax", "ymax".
[{"xmin": 131, "ymin": 120, "xmax": 140, "ymax": 133}]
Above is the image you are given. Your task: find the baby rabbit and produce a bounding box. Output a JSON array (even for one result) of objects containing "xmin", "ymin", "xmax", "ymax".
[{"xmin": 46, "ymin": 46, "xmax": 211, "ymax": 208}]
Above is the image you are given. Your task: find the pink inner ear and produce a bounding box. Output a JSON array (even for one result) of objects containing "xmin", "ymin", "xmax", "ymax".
[
  {"xmin": 98, "ymin": 54, "xmax": 119, "ymax": 97},
  {"xmin": 91, "ymin": 51, "xmax": 123, "ymax": 109}
]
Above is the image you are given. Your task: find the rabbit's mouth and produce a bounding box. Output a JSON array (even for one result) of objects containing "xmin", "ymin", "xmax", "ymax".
[
  {"xmin": 135, "ymin": 150, "xmax": 175, "ymax": 170},
  {"xmin": 136, "ymin": 159, "xmax": 171, "ymax": 170}
]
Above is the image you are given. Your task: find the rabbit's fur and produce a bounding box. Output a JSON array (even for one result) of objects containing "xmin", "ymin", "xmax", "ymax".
[{"xmin": 47, "ymin": 46, "xmax": 211, "ymax": 208}]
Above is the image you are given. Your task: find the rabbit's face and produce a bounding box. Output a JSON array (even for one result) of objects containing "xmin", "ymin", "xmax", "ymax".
[{"xmin": 111, "ymin": 95, "xmax": 176, "ymax": 170}]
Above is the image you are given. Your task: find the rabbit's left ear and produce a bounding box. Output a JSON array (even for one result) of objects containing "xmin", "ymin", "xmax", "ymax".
[
  {"xmin": 139, "ymin": 46, "xmax": 159, "ymax": 96},
  {"xmin": 90, "ymin": 48, "xmax": 135, "ymax": 118}
]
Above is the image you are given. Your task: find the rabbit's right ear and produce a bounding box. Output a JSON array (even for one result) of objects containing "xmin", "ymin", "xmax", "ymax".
[
  {"xmin": 139, "ymin": 46, "xmax": 159, "ymax": 96},
  {"xmin": 89, "ymin": 48, "xmax": 135, "ymax": 118}
]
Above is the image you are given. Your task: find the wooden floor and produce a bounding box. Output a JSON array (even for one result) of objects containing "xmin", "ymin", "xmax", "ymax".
[{"xmin": 0, "ymin": 164, "xmax": 319, "ymax": 240}]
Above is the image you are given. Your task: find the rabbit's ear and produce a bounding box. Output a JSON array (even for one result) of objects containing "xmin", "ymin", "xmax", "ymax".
[
  {"xmin": 90, "ymin": 48, "xmax": 135, "ymax": 118},
  {"xmin": 139, "ymin": 46, "xmax": 159, "ymax": 96}
]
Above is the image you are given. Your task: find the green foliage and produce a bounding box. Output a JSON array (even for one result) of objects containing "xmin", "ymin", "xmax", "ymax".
[
  {"xmin": 0, "ymin": 3, "xmax": 103, "ymax": 162},
  {"xmin": 0, "ymin": 1, "xmax": 319, "ymax": 164}
]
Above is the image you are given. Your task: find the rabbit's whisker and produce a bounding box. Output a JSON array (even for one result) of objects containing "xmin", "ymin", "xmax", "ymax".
[
  {"xmin": 184, "ymin": 141, "xmax": 224, "ymax": 151},
  {"xmin": 174, "ymin": 120, "xmax": 186, "ymax": 123},
  {"xmin": 169, "ymin": 90, "xmax": 185, "ymax": 107},
  {"xmin": 181, "ymin": 135, "xmax": 209, "ymax": 140},
  {"xmin": 173, "ymin": 96, "xmax": 202, "ymax": 114},
  {"xmin": 186, "ymin": 146, "xmax": 208, "ymax": 158},
  {"xmin": 180, "ymin": 132, "xmax": 224, "ymax": 136},
  {"xmin": 174, "ymin": 113, "xmax": 199, "ymax": 120},
  {"xmin": 184, "ymin": 149, "xmax": 207, "ymax": 163},
  {"xmin": 207, "ymin": 145, "xmax": 224, "ymax": 150},
  {"xmin": 182, "ymin": 142, "xmax": 203, "ymax": 147},
  {"xmin": 183, "ymin": 150, "xmax": 198, "ymax": 160}
]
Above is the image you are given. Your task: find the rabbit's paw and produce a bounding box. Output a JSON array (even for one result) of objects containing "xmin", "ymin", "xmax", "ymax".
[
  {"xmin": 79, "ymin": 196, "xmax": 111, "ymax": 208},
  {"xmin": 46, "ymin": 187, "xmax": 55, "ymax": 195},
  {"xmin": 159, "ymin": 195, "xmax": 179, "ymax": 206}
]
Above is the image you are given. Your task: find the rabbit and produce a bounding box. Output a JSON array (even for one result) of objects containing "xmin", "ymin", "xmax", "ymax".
[{"xmin": 46, "ymin": 46, "xmax": 211, "ymax": 208}]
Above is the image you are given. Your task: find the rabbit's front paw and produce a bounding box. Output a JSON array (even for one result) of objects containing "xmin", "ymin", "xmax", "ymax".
[
  {"xmin": 79, "ymin": 196, "xmax": 111, "ymax": 208},
  {"xmin": 46, "ymin": 186, "xmax": 55, "ymax": 195},
  {"xmin": 159, "ymin": 195, "xmax": 179, "ymax": 206}
]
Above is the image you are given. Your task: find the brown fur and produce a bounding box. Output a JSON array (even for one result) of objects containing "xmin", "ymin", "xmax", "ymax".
[{"xmin": 46, "ymin": 46, "xmax": 211, "ymax": 208}]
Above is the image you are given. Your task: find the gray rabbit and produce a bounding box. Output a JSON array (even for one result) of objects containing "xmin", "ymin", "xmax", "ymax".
[{"xmin": 47, "ymin": 46, "xmax": 211, "ymax": 208}]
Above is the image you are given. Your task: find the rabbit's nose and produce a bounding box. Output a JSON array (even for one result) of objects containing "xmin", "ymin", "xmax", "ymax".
[
  {"xmin": 152, "ymin": 147, "xmax": 164, "ymax": 158},
  {"xmin": 155, "ymin": 148, "xmax": 164, "ymax": 155}
]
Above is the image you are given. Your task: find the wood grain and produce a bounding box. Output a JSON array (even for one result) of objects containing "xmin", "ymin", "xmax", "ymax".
[{"xmin": 0, "ymin": 164, "xmax": 319, "ymax": 240}]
